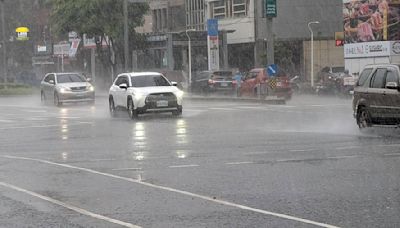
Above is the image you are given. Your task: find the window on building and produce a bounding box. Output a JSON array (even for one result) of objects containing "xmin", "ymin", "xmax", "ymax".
[
  {"xmin": 232, "ymin": 0, "xmax": 247, "ymax": 17},
  {"xmin": 210, "ymin": 0, "xmax": 248, "ymax": 19},
  {"xmin": 213, "ymin": 1, "xmax": 226, "ymax": 19}
]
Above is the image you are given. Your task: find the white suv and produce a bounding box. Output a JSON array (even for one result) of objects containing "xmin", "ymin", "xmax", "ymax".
[{"xmin": 109, "ymin": 72, "xmax": 184, "ymax": 119}]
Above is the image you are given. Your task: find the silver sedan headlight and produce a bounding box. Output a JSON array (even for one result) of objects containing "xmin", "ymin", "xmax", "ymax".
[{"xmin": 59, "ymin": 86, "xmax": 71, "ymax": 93}]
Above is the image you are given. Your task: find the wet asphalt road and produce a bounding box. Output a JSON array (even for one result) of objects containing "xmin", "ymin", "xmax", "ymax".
[{"xmin": 0, "ymin": 94, "xmax": 400, "ymax": 228}]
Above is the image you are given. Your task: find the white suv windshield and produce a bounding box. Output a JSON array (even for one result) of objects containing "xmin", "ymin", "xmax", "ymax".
[
  {"xmin": 57, "ymin": 74, "xmax": 86, "ymax": 83},
  {"xmin": 130, "ymin": 75, "xmax": 170, "ymax": 87}
]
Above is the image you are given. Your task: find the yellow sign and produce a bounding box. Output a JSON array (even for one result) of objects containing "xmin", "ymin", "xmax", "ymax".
[
  {"xmin": 268, "ymin": 78, "xmax": 277, "ymax": 89},
  {"xmin": 16, "ymin": 27, "xmax": 29, "ymax": 41}
]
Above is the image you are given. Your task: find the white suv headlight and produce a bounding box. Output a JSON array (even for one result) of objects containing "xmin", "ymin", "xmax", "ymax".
[
  {"xmin": 88, "ymin": 85, "xmax": 95, "ymax": 92},
  {"xmin": 134, "ymin": 92, "xmax": 144, "ymax": 100},
  {"xmin": 176, "ymin": 90, "xmax": 184, "ymax": 98}
]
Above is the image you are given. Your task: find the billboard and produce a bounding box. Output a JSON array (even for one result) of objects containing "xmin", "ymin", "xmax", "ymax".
[{"xmin": 343, "ymin": 0, "xmax": 400, "ymax": 43}]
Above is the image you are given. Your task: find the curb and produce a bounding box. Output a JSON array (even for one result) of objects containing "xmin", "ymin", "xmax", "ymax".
[{"xmin": 185, "ymin": 96, "xmax": 286, "ymax": 105}]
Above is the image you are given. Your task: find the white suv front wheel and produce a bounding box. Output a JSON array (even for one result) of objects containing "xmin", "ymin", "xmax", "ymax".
[{"xmin": 127, "ymin": 99, "xmax": 138, "ymax": 120}]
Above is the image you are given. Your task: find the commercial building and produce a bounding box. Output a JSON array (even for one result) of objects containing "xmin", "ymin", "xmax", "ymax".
[
  {"xmin": 137, "ymin": 0, "xmax": 344, "ymax": 81},
  {"xmin": 343, "ymin": 0, "xmax": 400, "ymax": 76},
  {"xmin": 185, "ymin": 0, "xmax": 344, "ymax": 79}
]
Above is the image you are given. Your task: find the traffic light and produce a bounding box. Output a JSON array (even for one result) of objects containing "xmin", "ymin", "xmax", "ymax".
[{"xmin": 335, "ymin": 32, "xmax": 344, "ymax": 46}]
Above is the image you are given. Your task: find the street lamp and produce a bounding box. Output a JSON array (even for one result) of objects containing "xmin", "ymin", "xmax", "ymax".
[
  {"xmin": 308, "ymin": 21, "xmax": 319, "ymax": 88},
  {"xmin": 185, "ymin": 29, "xmax": 195, "ymax": 91}
]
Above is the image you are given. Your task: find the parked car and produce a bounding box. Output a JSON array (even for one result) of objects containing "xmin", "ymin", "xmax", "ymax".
[
  {"xmin": 191, "ymin": 70, "xmax": 235, "ymax": 95},
  {"xmin": 40, "ymin": 72, "xmax": 95, "ymax": 106},
  {"xmin": 240, "ymin": 68, "xmax": 292, "ymax": 99},
  {"xmin": 353, "ymin": 64, "xmax": 400, "ymax": 129},
  {"xmin": 109, "ymin": 72, "xmax": 184, "ymax": 119}
]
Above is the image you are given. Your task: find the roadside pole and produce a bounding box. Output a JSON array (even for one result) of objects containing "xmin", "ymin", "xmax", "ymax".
[
  {"xmin": 1, "ymin": 0, "xmax": 7, "ymax": 86},
  {"xmin": 123, "ymin": 0, "xmax": 129, "ymax": 72},
  {"xmin": 91, "ymin": 48, "xmax": 96, "ymax": 84},
  {"xmin": 265, "ymin": 0, "xmax": 276, "ymax": 66},
  {"xmin": 264, "ymin": 0, "xmax": 277, "ymax": 98},
  {"xmin": 266, "ymin": 18, "xmax": 274, "ymax": 66},
  {"xmin": 61, "ymin": 48, "xmax": 64, "ymax": 72}
]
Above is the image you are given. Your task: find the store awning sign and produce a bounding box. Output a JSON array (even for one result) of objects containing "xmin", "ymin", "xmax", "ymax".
[{"xmin": 16, "ymin": 27, "xmax": 29, "ymax": 41}]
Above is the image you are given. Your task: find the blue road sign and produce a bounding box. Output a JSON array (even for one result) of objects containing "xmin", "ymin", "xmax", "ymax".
[
  {"xmin": 207, "ymin": 19, "xmax": 218, "ymax": 37},
  {"xmin": 267, "ymin": 64, "xmax": 277, "ymax": 76}
]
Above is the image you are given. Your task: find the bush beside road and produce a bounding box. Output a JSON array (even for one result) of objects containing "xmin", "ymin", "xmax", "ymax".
[{"xmin": 0, "ymin": 84, "xmax": 37, "ymax": 96}]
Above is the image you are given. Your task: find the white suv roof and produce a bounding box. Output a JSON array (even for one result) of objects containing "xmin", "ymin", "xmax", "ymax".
[{"xmin": 121, "ymin": 72, "xmax": 163, "ymax": 77}]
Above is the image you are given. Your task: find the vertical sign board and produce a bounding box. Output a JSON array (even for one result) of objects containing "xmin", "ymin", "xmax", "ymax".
[
  {"xmin": 265, "ymin": 0, "xmax": 277, "ymax": 17},
  {"xmin": 207, "ymin": 19, "xmax": 220, "ymax": 71}
]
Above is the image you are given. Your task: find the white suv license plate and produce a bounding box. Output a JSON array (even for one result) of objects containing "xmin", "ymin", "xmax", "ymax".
[
  {"xmin": 220, "ymin": 82, "xmax": 228, "ymax": 87},
  {"xmin": 156, "ymin": 100, "xmax": 169, "ymax": 107}
]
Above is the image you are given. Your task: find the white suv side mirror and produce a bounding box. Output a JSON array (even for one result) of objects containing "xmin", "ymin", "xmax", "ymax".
[
  {"xmin": 386, "ymin": 81, "xmax": 399, "ymax": 90},
  {"xmin": 119, "ymin": 83, "xmax": 128, "ymax": 89}
]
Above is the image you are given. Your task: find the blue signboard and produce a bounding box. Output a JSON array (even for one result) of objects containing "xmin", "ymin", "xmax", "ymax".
[
  {"xmin": 207, "ymin": 19, "xmax": 218, "ymax": 37},
  {"xmin": 267, "ymin": 64, "xmax": 277, "ymax": 76}
]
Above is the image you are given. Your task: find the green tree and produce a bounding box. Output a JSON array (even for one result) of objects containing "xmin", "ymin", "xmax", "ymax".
[{"xmin": 49, "ymin": 0, "xmax": 149, "ymax": 74}]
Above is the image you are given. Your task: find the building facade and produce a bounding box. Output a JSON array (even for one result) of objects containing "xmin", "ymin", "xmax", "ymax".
[
  {"xmin": 137, "ymin": 0, "xmax": 345, "ymax": 81},
  {"xmin": 184, "ymin": 0, "xmax": 344, "ymax": 78}
]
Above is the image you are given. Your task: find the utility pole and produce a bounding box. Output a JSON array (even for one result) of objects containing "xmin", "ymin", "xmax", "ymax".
[
  {"xmin": 265, "ymin": 0, "xmax": 276, "ymax": 66},
  {"xmin": 1, "ymin": 0, "xmax": 7, "ymax": 85},
  {"xmin": 266, "ymin": 18, "xmax": 274, "ymax": 66},
  {"xmin": 123, "ymin": 0, "xmax": 129, "ymax": 72},
  {"xmin": 123, "ymin": 0, "xmax": 147, "ymax": 72}
]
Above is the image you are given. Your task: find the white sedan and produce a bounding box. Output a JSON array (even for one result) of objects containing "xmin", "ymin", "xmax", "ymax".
[{"xmin": 108, "ymin": 72, "xmax": 184, "ymax": 119}]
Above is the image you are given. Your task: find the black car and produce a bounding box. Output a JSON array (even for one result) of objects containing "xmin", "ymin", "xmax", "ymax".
[
  {"xmin": 191, "ymin": 70, "xmax": 235, "ymax": 94},
  {"xmin": 353, "ymin": 64, "xmax": 400, "ymax": 129}
]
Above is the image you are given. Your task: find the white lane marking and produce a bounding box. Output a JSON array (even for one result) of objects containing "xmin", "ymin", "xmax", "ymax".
[
  {"xmin": 308, "ymin": 104, "xmax": 347, "ymax": 107},
  {"xmin": 327, "ymin": 155, "xmax": 360, "ymax": 159},
  {"xmin": 209, "ymin": 107, "xmax": 236, "ymax": 111},
  {"xmin": 26, "ymin": 118, "xmax": 46, "ymax": 121},
  {"xmin": 245, "ymin": 151, "xmax": 275, "ymax": 155},
  {"xmin": 1, "ymin": 155, "xmax": 340, "ymax": 228},
  {"xmin": 289, "ymin": 149, "xmax": 317, "ymax": 152},
  {"xmin": 0, "ymin": 105, "xmax": 41, "ymax": 108},
  {"xmin": 0, "ymin": 122, "xmax": 92, "ymax": 130},
  {"xmin": 56, "ymin": 117, "xmax": 81, "ymax": 119},
  {"xmin": 21, "ymin": 110, "xmax": 47, "ymax": 113},
  {"xmin": 237, "ymin": 106, "xmax": 264, "ymax": 109},
  {"xmin": 383, "ymin": 153, "xmax": 400, "ymax": 157},
  {"xmin": 112, "ymin": 168, "xmax": 142, "ymax": 171},
  {"xmin": 376, "ymin": 144, "xmax": 400, "ymax": 147},
  {"xmin": 89, "ymin": 158, "xmax": 117, "ymax": 162},
  {"xmin": 0, "ymin": 119, "xmax": 14, "ymax": 123},
  {"xmin": 335, "ymin": 146, "xmax": 362, "ymax": 150},
  {"xmin": 225, "ymin": 161, "xmax": 254, "ymax": 165},
  {"xmin": 0, "ymin": 181, "xmax": 141, "ymax": 228},
  {"xmin": 168, "ymin": 164, "xmax": 199, "ymax": 168}
]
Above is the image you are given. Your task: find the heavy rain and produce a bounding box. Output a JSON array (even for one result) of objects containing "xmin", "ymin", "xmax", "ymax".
[{"xmin": 1, "ymin": 1, "xmax": 400, "ymax": 228}]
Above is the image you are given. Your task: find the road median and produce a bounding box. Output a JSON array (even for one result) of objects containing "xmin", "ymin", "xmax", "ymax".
[{"xmin": 0, "ymin": 84, "xmax": 37, "ymax": 96}]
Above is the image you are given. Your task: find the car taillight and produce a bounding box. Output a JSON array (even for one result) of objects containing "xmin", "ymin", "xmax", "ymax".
[{"xmin": 208, "ymin": 79, "xmax": 215, "ymax": 85}]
